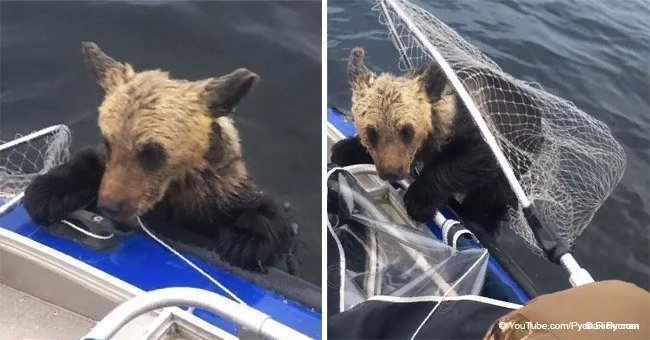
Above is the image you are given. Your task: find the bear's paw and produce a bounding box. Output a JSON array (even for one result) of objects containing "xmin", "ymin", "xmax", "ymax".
[
  {"xmin": 218, "ymin": 209, "xmax": 288, "ymax": 273},
  {"xmin": 23, "ymin": 172, "xmax": 94, "ymax": 225},
  {"xmin": 403, "ymin": 183, "xmax": 440, "ymax": 222}
]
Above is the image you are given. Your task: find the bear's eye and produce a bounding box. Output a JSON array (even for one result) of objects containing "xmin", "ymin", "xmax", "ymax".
[
  {"xmin": 366, "ymin": 126, "xmax": 379, "ymax": 147},
  {"xmin": 399, "ymin": 124, "xmax": 415, "ymax": 144},
  {"xmin": 137, "ymin": 142, "xmax": 167, "ymax": 172}
]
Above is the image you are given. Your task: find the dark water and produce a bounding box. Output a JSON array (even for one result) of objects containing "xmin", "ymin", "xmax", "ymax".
[
  {"xmin": 0, "ymin": 1, "xmax": 322, "ymax": 285},
  {"xmin": 328, "ymin": 0, "xmax": 650, "ymax": 292}
]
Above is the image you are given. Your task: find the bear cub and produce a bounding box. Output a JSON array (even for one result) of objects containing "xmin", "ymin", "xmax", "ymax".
[
  {"xmin": 331, "ymin": 47, "xmax": 541, "ymax": 232},
  {"xmin": 24, "ymin": 42, "xmax": 290, "ymax": 272}
]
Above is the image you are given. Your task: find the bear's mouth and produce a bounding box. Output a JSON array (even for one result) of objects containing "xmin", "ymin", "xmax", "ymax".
[
  {"xmin": 102, "ymin": 210, "xmax": 138, "ymax": 223},
  {"xmin": 376, "ymin": 167, "xmax": 409, "ymax": 182},
  {"xmin": 97, "ymin": 202, "xmax": 140, "ymax": 223}
]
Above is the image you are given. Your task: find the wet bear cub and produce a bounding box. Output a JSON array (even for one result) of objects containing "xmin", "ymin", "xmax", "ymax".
[
  {"xmin": 24, "ymin": 42, "xmax": 290, "ymax": 271},
  {"xmin": 331, "ymin": 48, "xmax": 541, "ymax": 232}
]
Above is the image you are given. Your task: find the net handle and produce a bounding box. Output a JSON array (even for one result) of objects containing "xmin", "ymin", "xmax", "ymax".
[
  {"xmin": 0, "ymin": 124, "xmax": 68, "ymax": 152},
  {"xmin": 379, "ymin": 0, "xmax": 592, "ymax": 286}
]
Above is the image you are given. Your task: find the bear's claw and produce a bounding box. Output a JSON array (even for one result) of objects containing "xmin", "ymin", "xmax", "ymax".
[
  {"xmin": 219, "ymin": 230, "xmax": 273, "ymax": 273},
  {"xmin": 218, "ymin": 207, "xmax": 288, "ymax": 273},
  {"xmin": 403, "ymin": 182, "xmax": 440, "ymax": 222}
]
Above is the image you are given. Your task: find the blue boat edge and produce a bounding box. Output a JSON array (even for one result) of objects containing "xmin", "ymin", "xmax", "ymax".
[{"xmin": 0, "ymin": 198, "xmax": 322, "ymax": 339}]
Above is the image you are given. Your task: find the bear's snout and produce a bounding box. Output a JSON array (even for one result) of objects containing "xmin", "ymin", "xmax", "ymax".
[
  {"xmin": 97, "ymin": 198, "xmax": 131, "ymax": 220},
  {"xmin": 377, "ymin": 167, "xmax": 407, "ymax": 182},
  {"xmin": 98, "ymin": 165, "xmax": 147, "ymax": 220},
  {"xmin": 97, "ymin": 188, "xmax": 143, "ymax": 220}
]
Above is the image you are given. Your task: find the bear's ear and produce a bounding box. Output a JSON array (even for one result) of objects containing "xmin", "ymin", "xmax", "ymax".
[
  {"xmin": 348, "ymin": 47, "xmax": 375, "ymax": 90},
  {"xmin": 418, "ymin": 63, "xmax": 447, "ymax": 101},
  {"xmin": 203, "ymin": 68, "xmax": 260, "ymax": 117},
  {"xmin": 81, "ymin": 41, "xmax": 134, "ymax": 92}
]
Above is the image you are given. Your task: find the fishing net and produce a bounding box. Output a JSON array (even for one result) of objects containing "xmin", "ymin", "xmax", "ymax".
[
  {"xmin": 375, "ymin": 0, "xmax": 626, "ymax": 256},
  {"xmin": 0, "ymin": 125, "xmax": 71, "ymax": 206},
  {"xmin": 328, "ymin": 167, "xmax": 488, "ymax": 312}
]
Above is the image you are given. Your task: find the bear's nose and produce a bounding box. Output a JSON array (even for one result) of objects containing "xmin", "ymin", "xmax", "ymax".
[
  {"xmin": 97, "ymin": 199, "xmax": 127, "ymax": 219},
  {"xmin": 378, "ymin": 168, "xmax": 403, "ymax": 182}
]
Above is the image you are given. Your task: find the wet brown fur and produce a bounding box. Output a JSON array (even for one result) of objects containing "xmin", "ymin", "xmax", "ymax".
[
  {"xmin": 23, "ymin": 42, "xmax": 290, "ymax": 271},
  {"xmin": 333, "ymin": 47, "xmax": 543, "ymax": 230},
  {"xmin": 89, "ymin": 45, "xmax": 249, "ymax": 217},
  {"xmin": 348, "ymin": 48, "xmax": 456, "ymax": 178}
]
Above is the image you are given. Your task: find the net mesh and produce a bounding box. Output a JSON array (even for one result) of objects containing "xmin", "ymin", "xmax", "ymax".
[
  {"xmin": 0, "ymin": 125, "xmax": 72, "ymax": 203},
  {"xmin": 375, "ymin": 0, "xmax": 626, "ymax": 255}
]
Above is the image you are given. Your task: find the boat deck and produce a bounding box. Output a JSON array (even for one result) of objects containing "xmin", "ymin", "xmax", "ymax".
[
  {"xmin": 0, "ymin": 283, "xmax": 196, "ymax": 339},
  {"xmin": 0, "ymin": 283, "xmax": 93, "ymax": 339}
]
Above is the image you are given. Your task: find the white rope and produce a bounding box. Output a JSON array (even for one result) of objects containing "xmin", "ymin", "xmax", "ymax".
[
  {"xmin": 136, "ymin": 217, "xmax": 245, "ymax": 305},
  {"xmin": 369, "ymin": 293, "xmax": 522, "ymax": 310},
  {"xmin": 409, "ymin": 249, "xmax": 488, "ymax": 340},
  {"xmin": 60, "ymin": 219, "xmax": 114, "ymax": 240}
]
